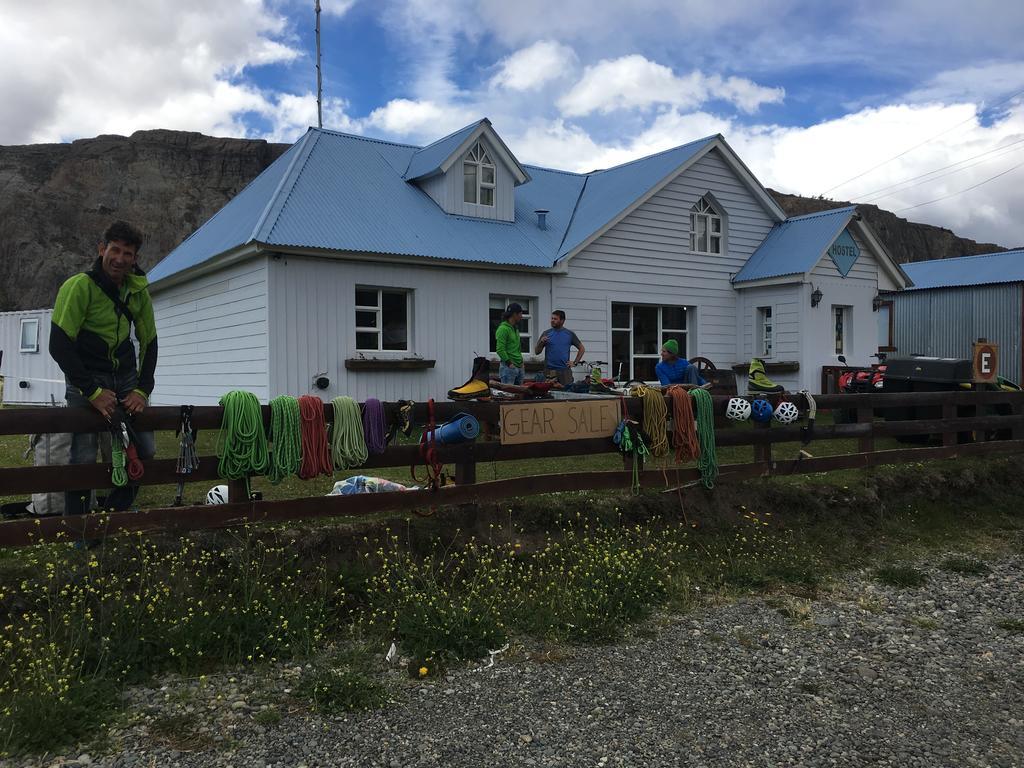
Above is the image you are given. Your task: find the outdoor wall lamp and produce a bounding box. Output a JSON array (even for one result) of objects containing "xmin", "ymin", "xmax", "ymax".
[
  {"xmin": 810, "ymin": 286, "xmax": 823, "ymax": 308},
  {"xmin": 872, "ymin": 294, "xmax": 884, "ymax": 311}
]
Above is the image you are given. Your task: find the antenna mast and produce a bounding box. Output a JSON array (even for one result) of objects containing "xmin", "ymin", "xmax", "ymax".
[{"xmin": 315, "ymin": 0, "xmax": 323, "ymax": 128}]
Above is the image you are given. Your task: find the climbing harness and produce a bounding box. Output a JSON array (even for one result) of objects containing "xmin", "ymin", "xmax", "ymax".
[
  {"xmin": 331, "ymin": 396, "xmax": 369, "ymax": 470},
  {"xmin": 386, "ymin": 400, "xmax": 415, "ymax": 445},
  {"xmin": 690, "ymin": 388, "xmax": 719, "ymax": 489},
  {"xmin": 666, "ymin": 385, "xmax": 701, "ymax": 463},
  {"xmin": 362, "ymin": 398, "xmax": 388, "ymax": 454},
  {"xmin": 216, "ymin": 390, "xmax": 269, "ymax": 481},
  {"xmin": 298, "ymin": 395, "xmax": 333, "ymax": 479},
  {"xmin": 268, "ymin": 395, "xmax": 302, "ymax": 484},
  {"xmin": 173, "ymin": 405, "xmax": 199, "ymax": 505},
  {"xmin": 633, "ymin": 384, "xmax": 669, "ymax": 459},
  {"xmin": 613, "ymin": 397, "xmax": 649, "ymax": 494}
]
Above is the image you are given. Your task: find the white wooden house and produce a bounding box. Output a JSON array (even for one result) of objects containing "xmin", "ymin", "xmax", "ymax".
[
  {"xmin": 145, "ymin": 119, "xmax": 910, "ymax": 404},
  {"xmin": 0, "ymin": 309, "xmax": 66, "ymax": 405}
]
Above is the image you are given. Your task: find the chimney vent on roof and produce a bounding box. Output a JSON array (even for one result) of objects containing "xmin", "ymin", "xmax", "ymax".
[{"xmin": 534, "ymin": 209, "xmax": 549, "ymax": 231}]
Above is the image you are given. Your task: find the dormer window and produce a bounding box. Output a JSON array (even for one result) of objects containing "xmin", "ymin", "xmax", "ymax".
[
  {"xmin": 690, "ymin": 196, "xmax": 723, "ymax": 254},
  {"xmin": 463, "ymin": 142, "xmax": 496, "ymax": 206}
]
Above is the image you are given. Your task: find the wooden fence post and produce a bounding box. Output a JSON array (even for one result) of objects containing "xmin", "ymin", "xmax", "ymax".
[
  {"xmin": 227, "ymin": 478, "xmax": 249, "ymax": 503},
  {"xmin": 857, "ymin": 407, "xmax": 874, "ymax": 453},
  {"xmin": 942, "ymin": 403, "xmax": 957, "ymax": 447}
]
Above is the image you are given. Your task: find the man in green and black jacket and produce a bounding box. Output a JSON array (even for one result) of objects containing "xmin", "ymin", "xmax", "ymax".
[{"xmin": 49, "ymin": 221, "xmax": 158, "ymax": 515}]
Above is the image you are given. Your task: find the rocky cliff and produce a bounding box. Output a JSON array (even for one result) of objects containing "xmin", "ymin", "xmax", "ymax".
[
  {"xmin": 0, "ymin": 130, "xmax": 288, "ymax": 311},
  {"xmin": 0, "ymin": 129, "xmax": 1011, "ymax": 312}
]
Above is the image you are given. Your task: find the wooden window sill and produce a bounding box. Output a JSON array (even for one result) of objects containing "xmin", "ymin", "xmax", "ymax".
[{"xmin": 345, "ymin": 358, "xmax": 436, "ymax": 371}]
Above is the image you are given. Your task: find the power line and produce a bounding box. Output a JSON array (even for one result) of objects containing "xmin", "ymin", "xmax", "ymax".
[
  {"xmin": 895, "ymin": 160, "xmax": 1024, "ymax": 213},
  {"xmin": 856, "ymin": 136, "xmax": 1024, "ymax": 201},
  {"xmin": 820, "ymin": 86, "xmax": 1024, "ymax": 196},
  {"xmin": 864, "ymin": 140, "xmax": 1024, "ymax": 202}
]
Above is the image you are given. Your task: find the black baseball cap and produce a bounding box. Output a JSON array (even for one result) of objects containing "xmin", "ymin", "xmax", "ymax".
[{"xmin": 506, "ymin": 302, "xmax": 524, "ymax": 314}]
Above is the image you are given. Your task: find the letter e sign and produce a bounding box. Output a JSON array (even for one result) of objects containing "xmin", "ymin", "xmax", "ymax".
[{"xmin": 972, "ymin": 342, "xmax": 998, "ymax": 384}]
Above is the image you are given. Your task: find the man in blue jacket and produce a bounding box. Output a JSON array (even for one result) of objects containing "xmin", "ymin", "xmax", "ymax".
[{"xmin": 655, "ymin": 339, "xmax": 705, "ymax": 386}]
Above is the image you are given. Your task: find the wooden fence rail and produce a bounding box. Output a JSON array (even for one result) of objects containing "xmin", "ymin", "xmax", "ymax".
[{"xmin": 1, "ymin": 390, "xmax": 1022, "ymax": 548}]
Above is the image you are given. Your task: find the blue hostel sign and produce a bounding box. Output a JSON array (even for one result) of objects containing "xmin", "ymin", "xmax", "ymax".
[{"xmin": 828, "ymin": 228, "xmax": 860, "ymax": 277}]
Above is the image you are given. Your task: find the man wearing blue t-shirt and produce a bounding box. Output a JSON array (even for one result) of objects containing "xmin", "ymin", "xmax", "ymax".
[
  {"xmin": 535, "ymin": 310, "xmax": 585, "ymax": 385},
  {"xmin": 655, "ymin": 339, "xmax": 705, "ymax": 386}
]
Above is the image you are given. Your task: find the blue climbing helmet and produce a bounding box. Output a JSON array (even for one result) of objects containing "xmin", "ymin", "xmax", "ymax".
[{"xmin": 750, "ymin": 397, "xmax": 774, "ymax": 423}]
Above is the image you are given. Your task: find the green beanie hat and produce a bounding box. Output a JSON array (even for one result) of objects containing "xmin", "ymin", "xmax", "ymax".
[{"xmin": 662, "ymin": 339, "xmax": 679, "ymax": 355}]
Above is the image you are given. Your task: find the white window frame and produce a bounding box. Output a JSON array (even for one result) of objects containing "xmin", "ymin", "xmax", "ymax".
[
  {"xmin": 19, "ymin": 318, "xmax": 39, "ymax": 353},
  {"xmin": 489, "ymin": 295, "xmax": 533, "ymax": 355},
  {"xmin": 355, "ymin": 287, "xmax": 411, "ymax": 353},
  {"xmin": 833, "ymin": 305, "xmax": 850, "ymax": 357},
  {"xmin": 463, "ymin": 142, "xmax": 496, "ymax": 207},
  {"xmin": 690, "ymin": 196, "xmax": 723, "ymax": 254},
  {"xmin": 756, "ymin": 306, "xmax": 774, "ymax": 358},
  {"xmin": 611, "ymin": 303, "xmax": 689, "ymax": 382}
]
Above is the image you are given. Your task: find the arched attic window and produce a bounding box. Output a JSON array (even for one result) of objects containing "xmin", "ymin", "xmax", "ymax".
[
  {"xmin": 463, "ymin": 142, "xmax": 496, "ymax": 206},
  {"xmin": 690, "ymin": 195, "xmax": 724, "ymax": 254}
]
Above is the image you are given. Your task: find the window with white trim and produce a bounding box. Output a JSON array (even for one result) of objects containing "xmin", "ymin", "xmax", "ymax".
[
  {"xmin": 690, "ymin": 196, "xmax": 723, "ymax": 254},
  {"xmin": 488, "ymin": 295, "xmax": 533, "ymax": 353},
  {"xmin": 611, "ymin": 303, "xmax": 688, "ymax": 382},
  {"xmin": 463, "ymin": 142, "xmax": 496, "ymax": 206},
  {"xmin": 19, "ymin": 318, "xmax": 39, "ymax": 353},
  {"xmin": 355, "ymin": 288, "xmax": 411, "ymax": 352},
  {"xmin": 756, "ymin": 306, "xmax": 773, "ymax": 358}
]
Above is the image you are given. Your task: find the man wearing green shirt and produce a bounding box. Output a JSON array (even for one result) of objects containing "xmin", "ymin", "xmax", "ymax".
[
  {"xmin": 49, "ymin": 221, "xmax": 158, "ymax": 516},
  {"xmin": 495, "ymin": 302, "xmax": 525, "ymax": 385}
]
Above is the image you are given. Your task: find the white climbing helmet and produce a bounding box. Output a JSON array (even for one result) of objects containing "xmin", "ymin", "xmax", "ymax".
[
  {"xmin": 206, "ymin": 485, "xmax": 229, "ymax": 505},
  {"xmin": 726, "ymin": 397, "xmax": 752, "ymax": 421},
  {"xmin": 774, "ymin": 401, "xmax": 800, "ymax": 424}
]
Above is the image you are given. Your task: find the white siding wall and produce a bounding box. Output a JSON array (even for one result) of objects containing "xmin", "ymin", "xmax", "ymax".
[
  {"xmin": 554, "ymin": 148, "xmax": 777, "ymax": 374},
  {"xmin": 737, "ymin": 286, "xmax": 803, "ymax": 391},
  {"xmin": 0, "ymin": 309, "xmax": 65, "ymax": 405},
  {"xmin": 150, "ymin": 258, "xmax": 271, "ymax": 405},
  {"xmin": 417, "ymin": 138, "xmax": 515, "ymax": 221},
  {"xmin": 266, "ymin": 256, "xmax": 551, "ymax": 401}
]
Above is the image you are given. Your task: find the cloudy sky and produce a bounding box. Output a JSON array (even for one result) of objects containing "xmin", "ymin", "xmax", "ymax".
[{"xmin": 3, "ymin": 0, "xmax": 1024, "ymax": 245}]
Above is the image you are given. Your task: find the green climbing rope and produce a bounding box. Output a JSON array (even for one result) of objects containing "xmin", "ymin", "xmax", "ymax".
[
  {"xmin": 690, "ymin": 387, "xmax": 718, "ymax": 489},
  {"xmin": 216, "ymin": 390, "xmax": 270, "ymax": 480},
  {"xmin": 330, "ymin": 396, "xmax": 368, "ymax": 470},
  {"xmin": 268, "ymin": 394, "xmax": 302, "ymax": 484},
  {"xmin": 111, "ymin": 441, "xmax": 128, "ymax": 487}
]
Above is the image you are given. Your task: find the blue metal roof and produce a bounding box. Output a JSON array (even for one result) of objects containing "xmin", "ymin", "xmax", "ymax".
[
  {"xmin": 403, "ymin": 120, "xmax": 484, "ymax": 181},
  {"xmin": 902, "ymin": 249, "xmax": 1024, "ymax": 289},
  {"xmin": 149, "ymin": 125, "xmax": 734, "ymax": 284},
  {"xmin": 732, "ymin": 206, "xmax": 857, "ymax": 283},
  {"xmin": 556, "ymin": 136, "xmax": 717, "ymax": 260}
]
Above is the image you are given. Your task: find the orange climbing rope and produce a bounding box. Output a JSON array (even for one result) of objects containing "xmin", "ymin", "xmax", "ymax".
[
  {"xmin": 666, "ymin": 385, "xmax": 701, "ymax": 463},
  {"xmin": 298, "ymin": 395, "xmax": 333, "ymax": 479}
]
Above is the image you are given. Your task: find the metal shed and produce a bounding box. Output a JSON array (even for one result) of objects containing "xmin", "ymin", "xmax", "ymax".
[
  {"xmin": 889, "ymin": 250, "xmax": 1024, "ymax": 384},
  {"xmin": 0, "ymin": 309, "xmax": 66, "ymax": 405}
]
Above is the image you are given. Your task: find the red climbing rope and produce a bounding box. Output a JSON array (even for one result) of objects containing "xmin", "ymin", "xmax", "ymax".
[
  {"xmin": 298, "ymin": 395, "xmax": 333, "ymax": 479},
  {"xmin": 413, "ymin": 398, "xmax": 444, "ymax": 490},
  {"xmin": 666, "ymin": 385, "xmax": 701, "ymax": 462}
]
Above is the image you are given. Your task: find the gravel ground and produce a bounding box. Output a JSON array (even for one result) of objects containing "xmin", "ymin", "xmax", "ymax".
[{"xmin": 20, "ymin": 550, "xmax": 1024, "ymax": 768}]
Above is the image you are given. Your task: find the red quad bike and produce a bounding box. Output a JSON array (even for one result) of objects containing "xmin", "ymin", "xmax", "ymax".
[{"xmin": 833, "ymin": 353, "xmax": 886, "ymax": 424}]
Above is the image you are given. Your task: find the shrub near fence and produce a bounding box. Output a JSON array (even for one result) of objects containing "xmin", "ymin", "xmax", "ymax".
[{"xmin": 0, "ymin": 390, "xmax": 1022, "ymax": 548}]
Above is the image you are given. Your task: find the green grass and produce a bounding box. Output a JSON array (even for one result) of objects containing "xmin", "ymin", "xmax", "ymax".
[
  {"xmin": 876, "ymin": 564, "xmax": 929, "ymax": 588},
  {"xmin": 940, "ymin": 555, "xmax": 991, "ymax": 575},
  {"xmin": 995, "ymin": 618, "xmax": 1024, "ymax": 633}
]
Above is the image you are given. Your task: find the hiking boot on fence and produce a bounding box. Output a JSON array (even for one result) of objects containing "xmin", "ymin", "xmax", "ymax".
[
  {"xmin": 747, "ymin": 358, "xmax": 785, "ymax": 394},
  {"xmin": 448, "ymin": 356, "xmax": 492, "ymax": 400}
]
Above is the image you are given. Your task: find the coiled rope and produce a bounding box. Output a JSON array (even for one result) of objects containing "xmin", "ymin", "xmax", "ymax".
[
  {"xmin": 268, "ymin": 395, "xmax": 302, "ymax": 484},
  {"xmin": 362, "ymin": 398, "xmax": 388, "ymax": 454},
  {"xmin": 298, "ymin": 395, "xmax": 333, "ymax": 479},
  {"xmin": 633, "ymin": 384, "xmax": 669, "ymax": 459},
  {"xmin": 331, "ymin": 396, "xmax": 368, "ymax": 470},
  {"xmin": 690, "ymin": 388, "xmax": 718, "ymax": 489},
  {"xmin": 216, "ymin": 390, "xmax": 269, "ymax": 480},
  {"xmin": 110, "ymin": 441, "xmax": 128, "ymax": 487},
  {"xmin": 666, "ymin": 385, "xmax": 700, "ymax": 462}
]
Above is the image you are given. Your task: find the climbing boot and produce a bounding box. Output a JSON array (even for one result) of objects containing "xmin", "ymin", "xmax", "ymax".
[
  {"xmin": 448, "ymin": 356, "xmax": 492, "ymax": 400},
  {"xmin": 747, "ymin": 357, "xmax": 785, "ymax": 394}
]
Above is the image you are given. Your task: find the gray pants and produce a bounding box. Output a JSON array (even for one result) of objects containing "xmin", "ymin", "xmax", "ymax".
[{"xmin": 66, "ymin": 372, "xmax": 156, "ymax": 516}]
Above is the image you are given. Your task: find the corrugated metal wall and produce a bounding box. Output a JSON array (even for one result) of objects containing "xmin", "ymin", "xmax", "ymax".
[{"xmin": 891, "ymin": 283, "xmax": 1022, "ymax": 383}]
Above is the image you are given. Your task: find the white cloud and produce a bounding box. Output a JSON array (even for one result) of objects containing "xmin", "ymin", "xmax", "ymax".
[
  {"xmin": 489, "ymin": 40, "xmax": 577, "ymax": 92},
  {"xmin": 0, "ymin": 0, "xmax": 301, "ymax": 144},
  {"xmin": 363, "ymin": 98, "xmax": 476, "ymax": 140},
  {"xmin": 319, "ymin": 0, "xmax": 358, "ymax": 16},
  {"xmin": 558, "ymin": 55, "xmax": 784, "ymax": 117},
  {"xmin": 906, "ymin": 62, "xmax": 1024, "ymax": 106}
]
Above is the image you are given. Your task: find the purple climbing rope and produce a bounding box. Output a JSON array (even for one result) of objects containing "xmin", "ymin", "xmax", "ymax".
[{"xmin": 362, "ymin": 397, "xmax": 388, "ymax": 454}]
